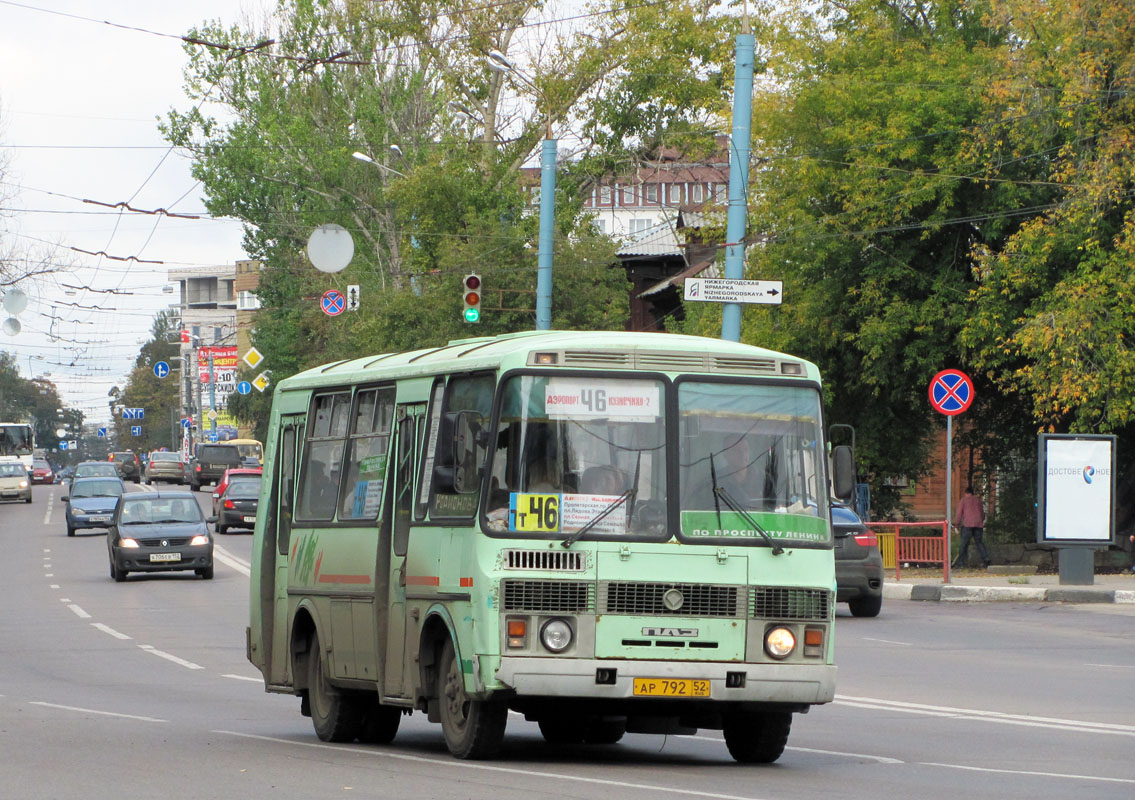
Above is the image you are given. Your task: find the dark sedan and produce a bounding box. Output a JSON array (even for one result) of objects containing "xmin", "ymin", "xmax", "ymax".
[
  {"xmin": 63, "ymin": 477, "xmax": 126, "ymax": 536},
  {"xmin": 215, "ymin": 478, "xmax": 259, "ymax": 534},
  {"xmin": 833, "ymin": 502, "xmax": 884, "ymax": 617},
  {"xmin": 107, "ymin": 492, "xmax": 215, "ymax": 581}
]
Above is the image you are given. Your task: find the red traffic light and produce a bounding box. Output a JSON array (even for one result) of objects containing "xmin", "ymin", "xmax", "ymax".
[{"xmin": 464, "ymin": 274, "xmax": 481, "ymax": 291}]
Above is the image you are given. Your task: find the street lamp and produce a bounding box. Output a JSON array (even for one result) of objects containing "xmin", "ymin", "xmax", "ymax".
[
  {"xmin": 351, "ymin": 150, "xmax": 407, "ymax": 178},
  {"xmin": 486, "ymin": 49, "xmax": 556, "ymax": 331}
]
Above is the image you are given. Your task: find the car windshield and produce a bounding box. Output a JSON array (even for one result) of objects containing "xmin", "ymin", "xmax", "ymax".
[
  {"xmin": 76, "ymin": 464, "xmax": 117, "ymax": 478},
  {"xmin": 0, "ymin": 463, "xmax": 25, "ymax": 477},
  {"xmin": 677, "ymin": 381, "xmax": 830, "ymax": 545},
  {"xmin": 34, "ymin": 460, "xmax": 50, "ymax": 470},
  {"xmin": 71, "ymin": 479, "xmax": 124, "ymax": 498},
  {"xmin": 226, "ymin": 479, "xmax": 261, "ymax": 499},
  {"xmin": 484, "ymin": 374, "xmax": 668, "ymax": 540},
  {"xmin": 120, "ymin": 497, "xmax": 203, "ymax": 524},
  {"xmin": 150, "ymin": 452, "xmax": 180, "ymax": 462}
]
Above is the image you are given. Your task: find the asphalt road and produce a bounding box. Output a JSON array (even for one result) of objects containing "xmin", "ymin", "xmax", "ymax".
[{"xmin": 2, "ymin": 483, "xmax": 1132, "ymax": 800}]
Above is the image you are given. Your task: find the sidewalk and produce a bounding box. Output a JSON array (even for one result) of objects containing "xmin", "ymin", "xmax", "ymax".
[{"xmin": 882, "ymin": 567, "xmax": 1135, "ymax": 604}]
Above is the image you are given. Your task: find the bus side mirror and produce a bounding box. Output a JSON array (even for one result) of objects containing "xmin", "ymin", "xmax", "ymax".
[{"xmin": 832, "ymin": 445, "xmax": 855, "ymax": 502}]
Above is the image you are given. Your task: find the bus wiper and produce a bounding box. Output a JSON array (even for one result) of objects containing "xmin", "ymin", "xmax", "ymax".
[
  {"xmin": 561, "ymin": 488, "xmax": 635, "ymax": 549},
  {"xmin": 713, "ymin": 485, "xmax": 785, "ymax": 556}
]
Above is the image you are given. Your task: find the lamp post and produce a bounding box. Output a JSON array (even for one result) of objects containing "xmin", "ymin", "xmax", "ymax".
[
  {"xmin": 487, "ymin": 49, "xmax": 556, "ymax": 331},
  {"xmin": 352, "ymin": 149, "xmax": 420, "ymax": 294}
]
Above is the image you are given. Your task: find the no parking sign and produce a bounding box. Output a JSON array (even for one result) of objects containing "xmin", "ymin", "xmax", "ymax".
[{"xmin": 928, "ymin": 369, "xmax": 974, "ymax": 416}]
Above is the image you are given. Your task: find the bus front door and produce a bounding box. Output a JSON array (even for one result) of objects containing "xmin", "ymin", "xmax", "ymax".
[
  {"xmin": 382, "ymin": 403, "xmax": 424, "ymax": 699},
  {"xmin": 270, "ymin": 416, "xmax": 303, "ymax": 685}
]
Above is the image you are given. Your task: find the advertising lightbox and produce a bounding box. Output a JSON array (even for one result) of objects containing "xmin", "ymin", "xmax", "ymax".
[{"xmin": 1036, "ymin": 434, "xmax": 1116, "ymax": 545}]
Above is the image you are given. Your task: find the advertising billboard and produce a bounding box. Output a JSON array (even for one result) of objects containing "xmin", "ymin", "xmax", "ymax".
[{"xmin": 1036, "ymin": 434, "xmax": 1116, "ymax": 545}]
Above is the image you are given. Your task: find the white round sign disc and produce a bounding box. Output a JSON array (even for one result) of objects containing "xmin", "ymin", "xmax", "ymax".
[
  {"xmin": 2, "ymin": 288, "xmax": 29, "ymax": 315},
  {"xmin": 307, "ymin": 223, "xmax": 354, "ymax": 273},
  {"xmin": 2, "ymin": 317, "xmax": 21, "ymax": 336}
]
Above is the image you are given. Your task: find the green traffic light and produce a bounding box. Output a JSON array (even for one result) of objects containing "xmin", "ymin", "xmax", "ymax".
[{"xmin": 464, "ymin": 307, "xmax": 480, "ymax": 323}]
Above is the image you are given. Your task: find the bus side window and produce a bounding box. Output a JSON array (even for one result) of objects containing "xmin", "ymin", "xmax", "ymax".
[{"xmin": 427, "ymin": 373, "xmax": 494, "ymax": 519}]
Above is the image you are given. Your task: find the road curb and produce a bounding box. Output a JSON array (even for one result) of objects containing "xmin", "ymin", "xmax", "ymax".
[{"xmin": 883, "ymin": 582, "xmax": 1129, "ymax": 603}]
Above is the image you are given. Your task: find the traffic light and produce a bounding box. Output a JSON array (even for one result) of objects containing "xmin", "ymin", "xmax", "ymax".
[{"xmin": 462, "ymin": 273, "xmax": 482, "ymax": 322}]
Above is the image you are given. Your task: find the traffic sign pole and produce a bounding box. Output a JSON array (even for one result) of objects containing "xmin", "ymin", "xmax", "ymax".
[{"xmin": 928, "ymin": 368, "xmax": 975, "ymax": 582}]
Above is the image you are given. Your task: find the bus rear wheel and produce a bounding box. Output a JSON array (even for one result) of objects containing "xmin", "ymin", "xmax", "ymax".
[
  {"xmin": 438, "ymin": 638, "xmax": 506, "ymax": 759},
  {"xmin": 723, "ymin": 711, "xmax": 792, "ymax": 763},
  {"xmin": 307, "ymin": 637, "xmax": 364, "ymax": 742}
]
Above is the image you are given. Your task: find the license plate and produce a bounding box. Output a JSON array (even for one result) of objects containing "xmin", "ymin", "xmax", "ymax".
[
  {"xmin": 150, "ymin": 553, "xmax": 181, "ymax": 563},
  {"xmin": 632, "ymin": 678, "xmax": 711, "ymax": 698},
  {"xmin": 89, "ymin": 516, "xmax": 110, "ymax": 523},
  {"xmin": 242, "ymin": 516, "xmax": 257, "ymax": 523}
]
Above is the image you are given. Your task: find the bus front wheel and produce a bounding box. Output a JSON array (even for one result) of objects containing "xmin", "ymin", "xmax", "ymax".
[
  {"xmin": 307, "ymin": 637, "xmax": 364, "ymax": 743},
  {"xmin": 438, "ymin": 638, "xmax": 506, "ymax": 759},
  {"xmin": 723, "ymin": 710, "xmax": 792, "ymax": 763}
]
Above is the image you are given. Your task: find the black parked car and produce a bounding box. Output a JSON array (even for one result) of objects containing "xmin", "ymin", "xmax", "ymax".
[
  {"xmin": 109, "ymin": 451, "xmax": 142, "ymax": 483},
  {"xmin": 833, "ymin": 502, "xmax": 884, "ymax": 617},
  {"xmin": 186, "ymin": 444, "xmax": 242, "ymax": 491}
]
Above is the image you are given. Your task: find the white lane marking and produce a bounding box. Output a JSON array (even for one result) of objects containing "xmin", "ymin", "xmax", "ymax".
[
  {"xmin": 137, "ymin": 644, "xmax": 203, "ymax": 670},
  {"xmin": 213, "ymin": 544, "xmax": 250, "ymax": 576},
  {"xmin": 676, "ymin": 734, "xmax": 903, "ymax": 764},
  {"xmin": 68, "ymin": 604, "xmax": 91, "ymax": 619},
  {"xmin": 1085, "ymin": 663, "xmax": 1135, "ymax": 670},
  {"xmin": 45, "ymin": 573, "xmax": 54, "ymax": 577},
  {"xmin": 91, "ymin": 623, "xmax": 132, "ymax": 640},
  {"xmin": 921, "ymin": 761, "xmax": 1135, "ymax": 785},
  {"xmin": 222, "ymin": 674, "xmax": 262, "ymax": 682},
  {"xmin": 30, "ymin": 702, "xmax": 166, "ymax": 723},
  {"xmin": 835, "ymin": 695, "xmax": 1135, "ymax": 736},
  {"xmin": 44, "ymin": 548, "xmax": 51, "ymax": 553},
  {"xmin": 49, "ymin": 584, "xmax": 59, "ymax": 589},
  {"xmin": 215, "ymin": 730, "xmax": 771, "ymax": 800},
  {"xmin": 42, "ymin": 496, "xmax": 52, "ymax": 525},
  {"xmin": 60, "ymin": 598, "xmax": 71, "ymax": 603}
]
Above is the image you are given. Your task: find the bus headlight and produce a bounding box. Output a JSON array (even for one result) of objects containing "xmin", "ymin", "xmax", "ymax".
[
  {"xmin": 540, "ymin": 619, "xmax": 573, "ymax": 653},
  {"xmin": 764, "ymin": 626, "xmax": 796, "ymax": 659}
]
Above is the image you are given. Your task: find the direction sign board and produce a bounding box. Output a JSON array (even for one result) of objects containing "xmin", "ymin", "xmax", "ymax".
[
  {"xmin": 243, "ymin": 347, "xmax": 264, "ymax": 369},
  {"xmin": 346, "ymin": 284, "xmax": 360, "ymax": 311},
  {"xmin": 209, "ymin": 433, "xmax": 219, "ymax": 442},
  {"xmin": 237, "ymin": 380, "xmax": 252, "ymax": 395},
  {"xmin": 321, "ymin": 289, "xmax": 346, "ymax": 316},
  {"xmin": 122, "ymin": 408, "xmax": 145, "ymax": 420},
  {"xmin": 97, "ymin": 427, "xmax": 107, "ymax": 438},
  {"xmin": 181, "ymin": 417, "xmax": 192, "ymax": 429},
  {"xmin": 68, "ymin": 440, "xmax": 77, "ymax": 450},
  {"xmin": 131, "ymin": 425, "xmax": 142, "ymax": 436},
  {"xmin": 683, "ymin": 278, "xmax": 783, "ymax": 305},
  {"xmin": 59, "ymin": 441, "xmax": 68, "ymax": 451},
  {"xmin": 929, "ymin": 369, "xmax": 974, "ymax": 416},
  {"xmin": 153, "ymin": 360, "xmax": 170, "ymax": 379}
]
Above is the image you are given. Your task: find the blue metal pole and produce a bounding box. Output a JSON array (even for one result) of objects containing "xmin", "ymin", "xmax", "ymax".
[
  {"xmin": 721, "ymin": 31, "xmax": 756, "ymax": 342},
  {"xmin": 536, "ymin": 137, "xmax": 557, "ymax": 330}
]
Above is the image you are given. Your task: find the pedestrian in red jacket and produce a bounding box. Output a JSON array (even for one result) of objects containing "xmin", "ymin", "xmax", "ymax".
[{"xmin": 952, "ymin": 486, "xmax": 990, "ymax": 569}]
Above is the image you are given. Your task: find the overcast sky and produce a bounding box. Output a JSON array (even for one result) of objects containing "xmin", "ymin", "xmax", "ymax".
[{"xmin": 1, "ymin": 0, "xmax": 268, "ymax": 424}]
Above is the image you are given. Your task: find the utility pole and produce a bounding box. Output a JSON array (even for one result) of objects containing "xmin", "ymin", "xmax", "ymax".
[
  {"xmin": 208, "ymin": 350, "xmax": 217, "ymax": 441},
  {"xmin": 721, "ymin": 19, "xmax": 756, "ymax": 342}
]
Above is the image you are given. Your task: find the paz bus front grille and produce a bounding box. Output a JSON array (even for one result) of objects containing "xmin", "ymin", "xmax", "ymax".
[
  {"xmin": 750, "ymin": 587, "xmax": 830, "ymax": 621},
  {"xmin": 600, "ymin": 582, "xmax": 745, "ymax": 617},
  {"xmin": 501, "ymin": 580, "xmax": 594, "ymax": 612}
]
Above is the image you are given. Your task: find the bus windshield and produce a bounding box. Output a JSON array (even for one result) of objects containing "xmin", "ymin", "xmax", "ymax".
[
  {"xmin": 484, "ymin": 374, "xmax": 667, "ymax": 539},
  {"xmin": 0, "ymin": 424, "xmax": 34, "ymax": 457},
  {"xmin": 230, "ymin": 439, "xmax": 263, "ymax": 464},
  {"xmin": 678, "ymin": 381, "xmax": 829, "ymax": 544}
]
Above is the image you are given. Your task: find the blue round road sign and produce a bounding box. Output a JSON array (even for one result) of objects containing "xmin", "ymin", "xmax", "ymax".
[
  {"xmin": 154, "ymin": 360, "xmax": 170, "ymax": 379},
  {"xmin": 929, "ymin": 369, "xmax": 974, "ymax": 416},
  {"xmin": 321, "ymin": 289, "xmax": 346, "ymax": 316},
  {"xmin": 237, "ymin": 380, "xmax": 252, "ymax": 395}
]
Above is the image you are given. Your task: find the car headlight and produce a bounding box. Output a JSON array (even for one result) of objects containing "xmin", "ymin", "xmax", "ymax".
[
  {"xmin": 19, "ymin": 480, "xmax": 28, "ymax": 489},
  {"xmin": 540, "ymin": 618, "xmax": 573, "ymax": 653},
  {"xmin": 71, "ymin": 508, "xmax": 88, "ymax": 516},
  {"xmin": 764, "ymin": 626, "xmax": 796, "ymax": 659},
  {"xmin": 119, "ymin": 538, "xmax": 140, "ymax": 548},
  {"xmin": 189, "ymin": 535, "xmax": 210, "ymax": 546}
]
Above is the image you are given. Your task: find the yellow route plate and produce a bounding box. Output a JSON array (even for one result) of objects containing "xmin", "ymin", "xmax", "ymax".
[{"xmin": 632, "ymin": 678, "xmax": 711, "ymax": 698}]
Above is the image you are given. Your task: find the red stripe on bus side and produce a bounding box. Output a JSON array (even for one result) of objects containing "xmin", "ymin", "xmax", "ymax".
[
  {"xmin": 459, "ymin": 577, "xmax": 473, "ymax": 587},
  {"xmin": 405, "ymin": 575, "xmax": 440, "ymax": 586},
  {"xmin": 317, "ymin": 574, "xmax": 371, "ymax": 584}
]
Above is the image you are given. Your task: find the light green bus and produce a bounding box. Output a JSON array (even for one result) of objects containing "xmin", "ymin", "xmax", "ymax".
[{"xmin": 248, "ymin": 330, "xmax": 854, "ymax": 761}]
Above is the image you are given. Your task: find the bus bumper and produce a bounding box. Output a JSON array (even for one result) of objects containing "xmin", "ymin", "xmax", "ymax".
[{"xmin": 495, "ymin": 658, "xmax": 836, "ymax": 705}]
